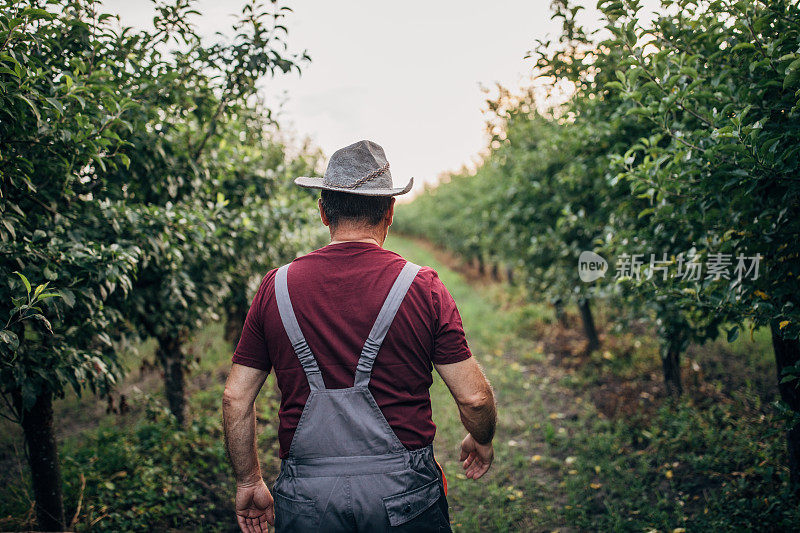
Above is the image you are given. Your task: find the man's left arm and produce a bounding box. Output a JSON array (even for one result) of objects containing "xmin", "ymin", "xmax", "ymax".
[{"xmin": 223, "ymin": 362, "xmax": 273, "ymax": 532}]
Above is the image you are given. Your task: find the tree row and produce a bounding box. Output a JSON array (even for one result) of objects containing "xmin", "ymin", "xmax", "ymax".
[
  {"xmin": 396, "ymin": 0, "xmax": 800, "ymax": 491},
  {"xmin": 0, "ymin": 1, "xmax": 323, "ymax": 530}
]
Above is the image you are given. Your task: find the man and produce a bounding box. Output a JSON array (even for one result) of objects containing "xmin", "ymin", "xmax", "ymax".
[{"xmin": 222, "ymin": 140, "xmax": 496, "ymax": 532}]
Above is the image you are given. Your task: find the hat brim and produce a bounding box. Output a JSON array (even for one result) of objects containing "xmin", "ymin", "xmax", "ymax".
[{"xmin": 294, "ymin": 176, "xmax": 414, "ymax": 196}]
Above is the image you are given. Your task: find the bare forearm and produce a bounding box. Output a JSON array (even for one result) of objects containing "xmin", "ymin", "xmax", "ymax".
[
  {"xmin": 458, "ymin": 390, "xmax": 496, "ymax": 445},
  {"xmin": 436, "ymin": 358, "xmax": 498, "ymax": 445},
  {"xmin": 222, "ymin": 399, "xmax": 261, "ymax": 484}
]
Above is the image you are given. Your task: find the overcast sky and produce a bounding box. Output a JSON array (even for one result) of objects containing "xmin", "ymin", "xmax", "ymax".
[{"xmin": 102, "ymin": 1, "xmax": 659, "ymax": 199}]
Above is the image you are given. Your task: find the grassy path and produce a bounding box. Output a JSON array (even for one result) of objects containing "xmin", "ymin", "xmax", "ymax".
[{"xmin": 386, "ymin": 235, "xmax": 591, "ymax": 532}]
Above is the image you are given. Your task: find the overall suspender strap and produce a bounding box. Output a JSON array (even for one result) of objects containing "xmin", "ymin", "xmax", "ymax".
[
  {"xmin": 354, "ymin": 261, "xmax": 421, "ymax": 387},
  {"xmin": 275, "ymin": 264, "xmax": 325, "ymax": 391}
]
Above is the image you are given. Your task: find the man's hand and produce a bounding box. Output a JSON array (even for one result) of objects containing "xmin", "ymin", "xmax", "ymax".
[
  {"xmin": 460, "ymin": 433, "xmax": 493, "ymax": 479},
  {"xmin": 235, "ymin": 478, "xmax": 274, "ymax": 533}
]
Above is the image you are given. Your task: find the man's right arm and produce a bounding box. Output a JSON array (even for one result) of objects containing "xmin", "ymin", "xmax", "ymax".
[{"xmin": 435, "ymin": 357, "xmax": 496, "ymax": 479}]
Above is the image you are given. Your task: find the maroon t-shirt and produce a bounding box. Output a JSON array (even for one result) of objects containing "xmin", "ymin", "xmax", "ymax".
[{"xmin": 233, "ymin": 241, "xmax": 472, "ymax": 459}]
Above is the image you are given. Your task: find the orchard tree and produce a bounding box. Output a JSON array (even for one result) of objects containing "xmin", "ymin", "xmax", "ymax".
[
  {"xmin": 601, "ymin": 0, "xmax": 800, "ymax": 484},
  {"xmin": 1, "ymin": 1, "xmax": 318, "ymax": 529},
  {"xmin": 92, "ymin": 0, "xmax": 314, "ymax": 424},
  {"xmin": 217, "ymin": 131, "xmax": 325, "ymax": 349},
  {"xmin": 479, "ymin": 0, "xmax": 645, "ymax": 352},
  {"xmin": 0, "ymin": 1, "xmax": 142, "ymax": 528}
]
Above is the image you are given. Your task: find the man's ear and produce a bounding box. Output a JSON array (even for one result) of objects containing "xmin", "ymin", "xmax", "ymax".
[
  {"xmin": 318, "ymin": 198, "xmax": 330, "ymax": 227},
  {"xmin": 386, "ymin": 197, "xmax": 396, "ymax": 227}
]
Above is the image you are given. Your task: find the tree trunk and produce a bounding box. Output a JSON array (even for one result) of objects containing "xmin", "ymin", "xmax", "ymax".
[
  {"xmin": 553, "ymin": 298, "xmax": 567, "ymax": 327},
  {"xmin": 491, "ymin": 263, "xmax": 500, "ymax": 282},
  {"xmin": 771, "ymin": 322, "xmax": 800, "ymax": 493},
  {"xmin": 157, "ymin": 333, "xmax": 187, "ymax": 425},
  {"xmin": 477, "ymin": 258, "xmax": 485, "ymax": 276},
  {"xmin": 20, "ymin": 392, "xmax": 66, "ymax": 531},
  {"xmin": 506, "ymin": 265, "xmax": 514, "ymax": 284},
  {"xmin": 578, "ymin": 297, "xmax": 600, "ymax": 352},
  {"xmin": 661, "ymin": 342, "xmax": 683, "ymax": 397}
]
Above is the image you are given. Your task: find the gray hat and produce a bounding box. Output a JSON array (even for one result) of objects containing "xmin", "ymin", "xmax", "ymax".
[{"xmin": 294, "ymin": 140, "xmax": 413, "ymax": 196}]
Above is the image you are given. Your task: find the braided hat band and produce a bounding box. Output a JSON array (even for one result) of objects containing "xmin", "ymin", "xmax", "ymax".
[{"xmin": 339, "ymin": 162, "xmax": 390, "ymax": 190}]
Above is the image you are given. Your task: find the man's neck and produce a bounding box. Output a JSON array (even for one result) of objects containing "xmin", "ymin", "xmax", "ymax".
[
  {"xmin": 329, "ymin": 236, "xmax": 382, "ymax": 247},
  {"xmin": 328, "ymin": 227, "xmax": 386, "ymax": 247}
]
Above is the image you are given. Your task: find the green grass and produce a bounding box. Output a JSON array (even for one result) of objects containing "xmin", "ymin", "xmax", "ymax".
[
  {"xmin": 1, "ymin": 235, "xmax": 797, "ymax": 531},
  {"xmin": 387, "ymin": 234, "xmax": 580, "ymax": 531}
]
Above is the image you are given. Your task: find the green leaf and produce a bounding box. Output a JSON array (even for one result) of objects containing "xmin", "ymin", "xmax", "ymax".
[
  {"xmin": 784, "ymin": 70, "xmax": 800, "ymax": 90},
  {"xmin": 726, "ymin": 326, "xmax": 740, "ymax": 343},
  {"xmin": 14, "ymin": 271, "xmax": 31, "ymax": 294},
  {"xmin": 784, "ymin": 58, "xmax": 800, "ymax": 89},
  {"xmin": 0, "ymin": 329, "xmax": 20, "ymax": 351},
  {"xmin": 33, "ymin": 283, "xmax": 48, "ymax": 299},
  {"xmin": 1, "ymin": 219, "xmax": 15, "ymax": 239},
  {"xmin": 59, "ymin": 289, "xmax": 76, "ymax": 308},
  {"xmin": 16, "ymin": 94, "xmax": 41, "ymax": 124},
  {"xmin": 625, "ymin": 107, "xmax": 652, "ymax": 116},
  {"xmin": 36, "ymin": 292, "xmax": 61, "ymax": 301},
  {"xmin": 44, "ymin": 97, "xmax": 63, "ymax": 115},
  {"xmin": 731, "ymin": 42, "xmax": 756, "ymax": 52},
  {"xmin": 30, "ymin": 314, "xmax": 54, "ymax": 335},
  {"xmin": 21, "ymin": 7, "xmax": 56, "ymax": 20}
]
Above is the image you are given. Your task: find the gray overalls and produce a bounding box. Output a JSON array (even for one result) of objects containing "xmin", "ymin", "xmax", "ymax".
[{"xmin": 272, "ymin": 261, "xmax": 452, "ymax": 532}]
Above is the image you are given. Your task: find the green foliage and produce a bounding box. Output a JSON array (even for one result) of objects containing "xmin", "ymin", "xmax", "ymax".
[
  {"xmin": 0, "ymin": 0, "xmax": 145, "ymax": 412},
  {"xmin": 397, "ymin": 0, "xmax": 800, "ymax": 360},
  {"xmin": 560, "ymin": 396, "xmax": 800, "ymax": 530},
  {"xmin": 601, "ymin": 0, "xmax": 800, "ymax": 345},
  {"xmin": 398, "ymin": 0, "xmax": 800, "ymax": 497},
  {"xmin": 86, "ymin": 0, "xmax": 321, "ymax": 344},
  {"xmin": 0, "ymin": 274, "xmax": 68, "ymax": 412},
  {"xmin": 1, "ymin": 403, "xmax": 237, "ymax": 532},
  {"xmin": 61, "ymin": 409, "xmax": 234, "ymax": 532},
  {"xmin": 0, "ymin": 0, "xmax": 322, "ymax": 409},
  {"xmin": 0, "ymin": 0, "xmax": 322, "ymax": 527}
]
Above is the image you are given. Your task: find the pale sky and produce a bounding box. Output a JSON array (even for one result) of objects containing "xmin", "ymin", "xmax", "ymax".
[{"xmin": 102, "ymin": 1, "xmax": 659, "ymax": 200}]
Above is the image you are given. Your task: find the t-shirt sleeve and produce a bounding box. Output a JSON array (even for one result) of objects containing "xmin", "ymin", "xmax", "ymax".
[
  {"xmin": 232, "ymin": 273, "xmax": 273, "ymax": 373},
  {"xmin": 429, "ymin": 269, "xmax": 473, "ymax": 364}
]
